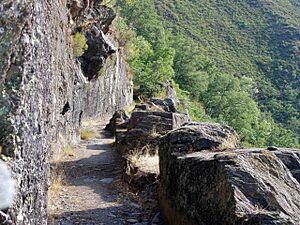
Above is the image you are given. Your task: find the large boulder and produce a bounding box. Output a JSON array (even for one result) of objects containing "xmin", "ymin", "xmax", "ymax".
[
  {"xmin": 273, "ymin": 149, "xmax": 300, "ymax": 183},
  {"xmin": 117, "ymin": 110, "xmax": 190, "ymax": 156},
  {"xmin": 107, "ymin": 101, "xmax": 190, "ymax": 194},
  {"xmin": 162, "ymin": 122, "xmax": 241, "ymax": 152},
  {"xmin": 105, "ymin": 109, "xmax": 129, "ymax": 135},
  {"xmin": 148, "ymin": 98, "xmax": 176, "ymax": 113},
  {"xmin": 107, "ymin": 100, "xmax": 191, "ymax": 156},
  {"xmin": 159, "ymin": 123, "xmax": 300, "ymax": 225}
]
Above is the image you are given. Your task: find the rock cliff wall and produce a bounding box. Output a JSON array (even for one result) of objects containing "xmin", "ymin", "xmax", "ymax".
[{"xmin": 0, "ymin": 0, "xmax": 132, "ymax": 224}]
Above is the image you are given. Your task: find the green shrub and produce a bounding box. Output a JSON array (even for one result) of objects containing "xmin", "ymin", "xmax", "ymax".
[{"xmin": 72, "ymin": 32, "xmax": 88, "ymax": 57}]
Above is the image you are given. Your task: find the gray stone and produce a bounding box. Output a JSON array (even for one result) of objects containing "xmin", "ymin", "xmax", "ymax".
[
  {"xmin": 0, "ymin": 0, "xmax": 132, "ymax": 224},
  {"xmin": 164, "ymin": 80, "xmax": 177, "ymax": 104},
  {"xmin": 149, "ymin": 98, "xmax": 176, "ymax": 113},
  {"xmin": 115, "ymin": 111, "xmax": 190, "ymax": 157},
  {"xmin": 105, "ymin": 110, "xmax": 130, "ymax": 135},
  {"xmin": 100, "ymin": 178, "xmax": 114, "ymax": 184},
  {"xmin": 159, "ymin": 124, "xmax": 300, "ymax": 225},
  {"xmin": 274, "ymin": 149, "xmax": 300, "ymax": 183}
]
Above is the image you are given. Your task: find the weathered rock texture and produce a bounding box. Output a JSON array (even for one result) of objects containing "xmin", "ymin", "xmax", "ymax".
[
  {"xmin": 105, "ymin": 109, "xmax": 129, "ymax": 135},
  {"xmin": 113, "ymin": 101, "xmax": 190, "ymax": 156},
  {"xmin": 159, "ymin": 123, "xmax": 300, "ymax": 225},
  {"xmin": 0, "ymin": 0, "xmax": 132, "ymax": 224},
  {"xmin": 106, "ymin": 99, "xmax": 190, "ymax": 193}
]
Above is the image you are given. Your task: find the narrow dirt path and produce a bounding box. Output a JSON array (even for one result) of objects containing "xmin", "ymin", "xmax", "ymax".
[{"xmin": 48, "ymin": 120, "xmax": 153, "ymax": 225}]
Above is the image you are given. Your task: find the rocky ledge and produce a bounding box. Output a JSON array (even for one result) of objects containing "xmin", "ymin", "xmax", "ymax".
[
  {"xmin": 105, "ymin": 98, "xmax": 190, "ymax": 192},
  {"xmin": 159, "ymin": 123, "xmax": 300, "ymax": 225},
  {"xmin": 107, "ymin": 98, "xmax": 190, "ymax": 156}
]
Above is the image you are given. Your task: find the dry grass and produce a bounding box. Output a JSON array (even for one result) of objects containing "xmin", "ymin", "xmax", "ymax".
[
  {"xmin": 48, "ymin": 172, "xmax": 65, "ymax": 199},
  {"xmin": 51, "ymin": 145, "xmax": 76, "ymax": 163},
  {"xmin": 81, "ymin": 129, "xmax": 97, "ymax": 140},
  {"xmin": 82, "ymin": 118, "xmax": 101, "ymax": 127},
  {"xmin": 124, "ymin": 101, "xmax": 136, "ymax": 115},
  {"xmin": 47, "ymin": 167, "xmax": 65, "ymax": 221},
  {"xmin": 81, "ymin": 118, "xmax": 99, "ymax": 140},
  {"xmin": 126, "ymin": 152, "xmax": 159, "ymax": 174},
  {"xmin": 62, "ymin": 146, "xmax": 76, "ymax": 157},
  {"xmin": 48, "ymin": 145, "xmax": 69, "ymax": 220},
  {"xmin": 150, "ymin": 127, "xmax": 161, "ymax": 138}
]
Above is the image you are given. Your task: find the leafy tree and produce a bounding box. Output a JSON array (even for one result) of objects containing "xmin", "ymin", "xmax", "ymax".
[
  {"xmin": 117, "ymin": 0, "xmax": 167, "ymax": 49},
  {"xmin": 172, "ymin": 36, "xmax": 216, "ymax": 100},
  {"xmin": 203, "ymin": 73, "xmax": 261, "ymax": 142},
  {"xmin": 116, "ymin": 0, "xmax": 300, "ymax": 148}
]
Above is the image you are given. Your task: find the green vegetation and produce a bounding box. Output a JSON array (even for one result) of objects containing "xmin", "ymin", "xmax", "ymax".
[
  {"xmin": 152, "ymin": 0, "xmax": 300, "ymax": 143},
  {"xmin": 62, "ymin": 146, "xmax": 75, "ymax": 157},
  {"xmin": 115, "ymin": 0, "xmax": 299, "ymax": 147},
  {"xmin": 114, "ymin": 1, "xmax": 175, "ymax": 96},
  {"xmin": 72, "ymin": 32, "xmax": 88, "ymax": 57}
]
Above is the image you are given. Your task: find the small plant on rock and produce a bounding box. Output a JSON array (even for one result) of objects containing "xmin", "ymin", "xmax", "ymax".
[{"xmin": 72, "ymin": 32, "xmax": 88, "ymax": 57}]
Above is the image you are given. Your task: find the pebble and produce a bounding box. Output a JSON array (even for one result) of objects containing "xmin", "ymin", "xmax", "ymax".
[
  {"xmin": 108, "ymin": 213, "xmax": 116, "ymax": 218},
  {"xmin": 100, "ymin": 177, "xmax": 114, "ymax": 184},
  {"xmin": 129, "ymin": 202, "xmax": 141, "ymax": 209},
  {"xmin": 126, "ymin": 219, "xmax": 138, "ymax": 223}
]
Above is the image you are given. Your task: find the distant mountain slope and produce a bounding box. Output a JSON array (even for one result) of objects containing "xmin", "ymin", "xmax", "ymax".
[{"xmin": 153, "ymin": 0, "xmax": 300, "ymax": 135}]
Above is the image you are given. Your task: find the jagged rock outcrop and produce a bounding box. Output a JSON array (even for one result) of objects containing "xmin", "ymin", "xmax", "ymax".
[
  {"xmin": 0, "ymin": 0, "xmax": 132, "ymax": 224},
  {"xmin": 111, "ymin": 100, "xmax": 190, "ymax": 156},
  {"xmin": 159, "ymin": 123, "xmax": 300, "ymax": 225},
  {"xmin": 106, "ymin": 99, "xmax": 190, "ymax": 192},
  {"xmin": 67, "ymin": 0, "xmax": 132, "ymax": 117},
  {"xmin": 147, "ymin": 98, "xmax": 176, "ymax": 113},
  {"xmin": 105, "ymin": 109, "xmax": 129, "ymax": 135},
  {"xmin": 273, "ymin": 149, "xmax": 300, "ymax": 183}
]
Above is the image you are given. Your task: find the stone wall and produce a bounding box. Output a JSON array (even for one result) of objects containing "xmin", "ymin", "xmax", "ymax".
[{"xmin": 0, "ymin": 0, "xmax": 132, "ymax": 224}]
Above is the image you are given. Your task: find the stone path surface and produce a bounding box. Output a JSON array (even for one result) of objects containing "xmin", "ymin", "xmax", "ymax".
[{"xmin": 48, "ymin": 120, "xmax": 159, "ymax": 225}]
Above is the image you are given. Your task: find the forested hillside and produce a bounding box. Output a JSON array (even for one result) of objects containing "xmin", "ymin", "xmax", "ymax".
[
  {"xmin": 153, "ymin": 0, "xmax": 300, "ymax": 137},
  {"xmin": 115, "ymin": 0, "xmax": 299, "ymax": 147}
]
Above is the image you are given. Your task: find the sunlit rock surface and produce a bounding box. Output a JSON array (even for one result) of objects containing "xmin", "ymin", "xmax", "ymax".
[{"xmin": 159, "ymin": 123, "xmax": 300, "ymax": 225}]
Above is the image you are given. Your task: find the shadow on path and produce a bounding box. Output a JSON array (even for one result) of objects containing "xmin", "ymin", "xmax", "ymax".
[{"xmin": 48, "ymin": 123, "xmax": 154, "ymax": 225}]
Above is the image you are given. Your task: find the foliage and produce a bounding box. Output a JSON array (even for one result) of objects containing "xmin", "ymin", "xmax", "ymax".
[
  {"xmin": 101, "ymin": 0, "xmax": 117, "ymax": 7},
  {"xmin": 116, "ymin": 0, "xmax": 299, "ymax": 148},
  {"xmin": 117, "ymin": 0, "xmax": 168, "ymax": 49},
  {"xmin": 115, "ymin": 1, "xmax": 175, "ymax": 96},
  {"xmin": 72, "ymin": 32, "xmax": 88, "ymax": 57},
  {"xmin": 130, "ymin": 42, "xmax": 175, "ymax": 96},
  {"xmin": 152, "ymin": 0, "xmax": 300, "ymax": 141}
]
